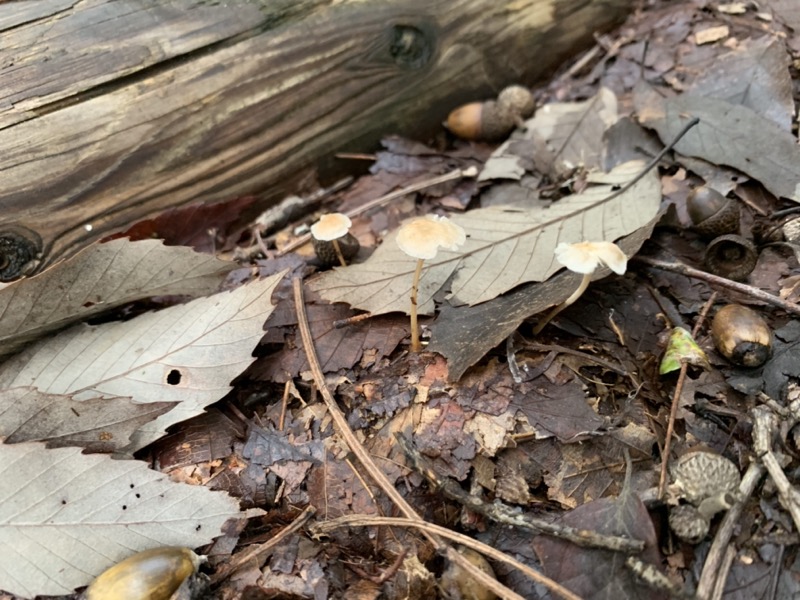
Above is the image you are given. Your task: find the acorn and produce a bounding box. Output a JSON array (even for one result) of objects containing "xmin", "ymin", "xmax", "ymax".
[
  {"xmin": 703, "ymin": 234, "xmax": 758, "ymax": 281},
  {"xmin": 710, "ymin": 304, "xmax": 772, "ymax": 367},
  {"xmin": 84, "ymin": 547, "xmax": 201, "ymax": 600},
  {"xmin": 445, "ymin": 85, "xmax": 534, "ymax": 142},
  {"xmin": 686, "ymin": 186, "xmax": 740, "ymax": 238}
]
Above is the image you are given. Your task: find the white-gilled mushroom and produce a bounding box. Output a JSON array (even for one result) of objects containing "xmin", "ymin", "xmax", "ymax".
[
  {"xmin": 396, "ymin": 215, "xmax": 466, "ymax": 352},
  {"xmin": 532, "ymin": 240, "xmax": 627, "ymax": 334},
  {"xmin": 310, "ymin": 213, "xmax": 360, "ymax": 267}
]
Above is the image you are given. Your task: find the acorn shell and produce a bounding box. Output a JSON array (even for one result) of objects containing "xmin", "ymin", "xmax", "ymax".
[
  {"xmin": 703, "ymin": 234, "xmax": 758, "ymax": 281},
  {"xmin": 687, "ymin": 187, "xmax": 739, "ymax": 238},
  {"xmin": 84, "ymin": 547, "xmax": 200, "ymax": 600},
  {"xmin": 711, "ymin": 304, "xmax": 772, "ymax": 367}
]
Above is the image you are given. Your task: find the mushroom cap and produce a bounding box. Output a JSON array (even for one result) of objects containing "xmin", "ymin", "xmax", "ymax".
[
  {"xmin": 671, "ymin": 448, "xmax": 741, "ymax": 505},
  {"xmin": 669, "ymin": 504, "xmax": 710, "ymax": 544},
  {"xmin": 311, "ymin": 213, "xmax": 352, "ymax": 241},
  {"xmin": 396, "ymin": 215, "xmax": 466, "ymax": 260},
  {"xmin": 554, "ymin": 241, "xmax": 627, "ymax": 275}
]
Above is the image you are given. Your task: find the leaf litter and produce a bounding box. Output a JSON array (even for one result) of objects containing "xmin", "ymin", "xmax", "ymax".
[{"xmin": 4, "ymin": 0, "xmax": 800, "ymax": 598}]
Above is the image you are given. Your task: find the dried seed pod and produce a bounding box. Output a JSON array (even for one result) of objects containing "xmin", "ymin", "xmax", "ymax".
[
  {"xmin": 687, "ymin": 187, "xmax": 740, "ymax": 238},
  {"xmin": 703, "ymin": 234, "xmax": 758, "ymax": 281},
  {"xmin": 711, "ymin": 304, "xmax": 772, "ymax": 368},
  {"xmin": 671, "ymin": 448, "xmax": 741, "ymax": 506},
  {"xmin": 668, "ymin": 504, "xmax": 710, "ymax": 544},
  {"xmin": 84, "ymin": 547, "xmax": 201, "ymax": 600}
]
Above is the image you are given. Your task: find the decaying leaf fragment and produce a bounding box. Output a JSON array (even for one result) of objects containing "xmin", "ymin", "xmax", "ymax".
[
  {"xmin": 0, "ymin": 442, "xmax": 254, "ymax": 598},
  {"xmin": 311, "ymin": 160, "xmax": 660, "ymax": 314},
  {"xmin": 0, "ymin": 271, "xmax": 286, "ymax": 452},
  {"xmin": 0, "ymin": 387, "xmax": 175, "ymax": 452}
]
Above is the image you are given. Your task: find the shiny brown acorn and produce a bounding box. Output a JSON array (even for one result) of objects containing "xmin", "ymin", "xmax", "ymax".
[
  {"xmin": 84, "ymin": 547, "xmax": 201, "ymax": 600},
  {"xmin": 445, "ymin": 85, "xmax": 534, "ymax": 142},
  {"xmin": 711, "ymin": 304, "xmax": 772, "ymax": 367},
  {"xmin": 687, "ymin": 186, "xmax": 740, "ymax": 238}
]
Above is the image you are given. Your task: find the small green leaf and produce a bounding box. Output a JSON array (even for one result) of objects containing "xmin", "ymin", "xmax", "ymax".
[{"xmin": 660, "ymin": 327, "xmax": 710, "ymax": 374}]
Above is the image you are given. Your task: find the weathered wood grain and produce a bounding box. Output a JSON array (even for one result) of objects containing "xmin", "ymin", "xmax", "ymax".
[{"xmin": 0, "ymin": 0, "xmax": 634, "ymax": 279}]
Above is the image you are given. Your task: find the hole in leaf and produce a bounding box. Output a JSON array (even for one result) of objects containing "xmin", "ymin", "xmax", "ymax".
[
  {"xmin": 166, "ymin": 369, "xmax": 182, "ymax": 385},
  {"xmin": 122, "ymin": 505, "xmax": 127, "ymax": 510}
]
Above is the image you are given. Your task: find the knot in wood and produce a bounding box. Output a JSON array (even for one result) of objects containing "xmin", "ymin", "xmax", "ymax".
[
  {"xmin": 0, "ymin": 226, "xmax": 42, "ymax": 281},
  {"xmin": 389, "ymin": 24, "xmax": 433, "ymax": 69}
]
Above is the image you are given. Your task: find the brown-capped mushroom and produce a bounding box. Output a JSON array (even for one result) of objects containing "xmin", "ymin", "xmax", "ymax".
[
  {"xmin": 310, "ymin": 213, "xmax": 359, "ymax": 267},
  {"xmin": 532, "ymin": 240, "xmax": 627, "ymax": 334},
  {"xmin": 396, "ymin": 215, "xmax": 466, "ymax": 352}
]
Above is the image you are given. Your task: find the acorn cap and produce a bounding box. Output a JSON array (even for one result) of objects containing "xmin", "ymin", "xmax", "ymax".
[
  {"xmin": 671, "ymin": 448, "xmax": 741, "ymax": 506},
  {"xmin": 312, "ymin": 232, "xmax": 360, "ymax": 266},
  {"xmin": 310, "ymin": 213, "xmax": 352, "ymax": 241},
  {"xmin": 669, "ymin": 504, "xmax": 710, "ymax": 544},
  {"xmin": 554, "ymin": 241, "xmax": 628, "ymax": 275},
  {"xmin": 396, "ymin": 215, "xmax": 466, "ymax": 260},
  {"xmin": 686, "ymin": 186, "xmax": 739, "ymax": 237},
  {"xmin": 497, "ymin": 85, "xmax": 535, "ymax": 118}
]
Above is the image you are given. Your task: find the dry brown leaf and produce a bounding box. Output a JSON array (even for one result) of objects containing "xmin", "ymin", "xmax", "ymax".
[
  {"xmin": 311, "ymin": 160, "xmax": 660, "ymax": 314},
  {"xmin": 0, "ymin": 238, "xmax": 234, "ymax": 361},
  {"xmin": 0, "ymin": 442, "xmax": 254, "ymax": 598},
  {"xmin": 636, "ymin": 85, "xmax": 800, "ymax": 202},
  {"xmin": 0, "ymin": 387, "xmax": 174, "ymax": 452},
  {"xmin": 0, "ymin": 272, "xmax": 285, "ymax": 452}
]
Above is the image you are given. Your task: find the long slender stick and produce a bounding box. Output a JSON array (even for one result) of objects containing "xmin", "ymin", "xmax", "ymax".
[
  {"xmin": 634, "ymin": 256, "xmax": 800, "ymax": 316},
  {"xmin": 657, "ymin": 292, "xmax": 716, "ymax": 498}
]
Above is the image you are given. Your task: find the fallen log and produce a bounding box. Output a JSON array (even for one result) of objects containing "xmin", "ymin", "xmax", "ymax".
[{"xmin": 0, "ymin": 0, "xmax": 634, "ymax": 280}]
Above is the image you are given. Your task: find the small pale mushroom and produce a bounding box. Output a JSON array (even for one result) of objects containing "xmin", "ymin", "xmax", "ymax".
[
  {"xmin": 532, "ymin": 240, "xmax": 627, "ymax": 334},
  {"xmin": 310, "ymin": 212, "xmax": 359, "ymax": 267},
  {"xmin": 396, "ymin": 215, "xmax": 466, "ymax": 352}
]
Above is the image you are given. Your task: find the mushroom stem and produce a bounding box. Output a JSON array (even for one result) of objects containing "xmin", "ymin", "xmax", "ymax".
[
  {"xmin": 532, "ymin": 273, "xmax": 592, "ymax": 335},
  {"xmin": 697, "ymin": 492, "xmax": 736, "ymax": 520},
  {"xmin": 409, "ymin": 258, "xmax": 425, "ymax": 352},
  {"xmin": 332, "ymin": 239, "xmax": 348, "ymax": 267}
]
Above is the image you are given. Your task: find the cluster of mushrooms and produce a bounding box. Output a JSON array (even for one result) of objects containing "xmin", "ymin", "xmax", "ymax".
[{"xmin": 668, "ymin": 448, "xmax": 742, "ymax": 543}]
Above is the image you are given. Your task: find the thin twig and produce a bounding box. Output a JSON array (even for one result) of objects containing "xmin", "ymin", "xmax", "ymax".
[
  {"xmin": 292, "ymin": 277, "xmax": 528, "ymax": 600},
  {"xmin": 657, "ymin": 292, "xmax": 717, "ymax": 498},
  {"xmin": 278, "ymin": 167, "xmax": 477, "ymax": 256},
  {"xmin": 634, "ymin": 256, "xmax": 800, "ymax": 316},
  {"xmin": 695, "ymin": 461, "xmax": 766, "ymax": 599},
  {"xmin": 312, "ymin": 515, "xmax": 582, "ymax": 600},
  {"xmin": 210, "ymin": 506, "xmax": 316, "ymax": 584},
  {"xmin": 396, "ymin": 433, "xmax": 644, "ymax": 553}
]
